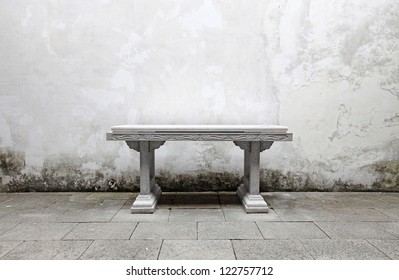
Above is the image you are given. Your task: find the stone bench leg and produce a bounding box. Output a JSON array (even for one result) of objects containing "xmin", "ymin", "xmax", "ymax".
[
  {"xmin": 234, "ymin": 141, "xmax": 273, "ymax": 213},
  {"xmin": 126, "ymin": 141, "xmax": 164, "ymax": 213}
]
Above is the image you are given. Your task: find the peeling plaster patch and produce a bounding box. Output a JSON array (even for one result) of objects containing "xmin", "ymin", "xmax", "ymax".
[
  {"xmin": 384, "ymin": 113, "xmax": 399, "ymax": 126},
  {"xmin": 269, "ymin": 0, "xmax": 399, "ymax": 96},
  {"xmin": 280, "ymin": 78, "xmax": 399, "ymax": 187},
  {"xmin": 329, "ymin": 104, "xmax": 376, "ymax": 141}
]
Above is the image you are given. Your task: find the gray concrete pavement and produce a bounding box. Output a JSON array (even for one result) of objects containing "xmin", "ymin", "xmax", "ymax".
[{"xmin": 0, "ymin": 191, "xmax": 398, "ymax": 260}]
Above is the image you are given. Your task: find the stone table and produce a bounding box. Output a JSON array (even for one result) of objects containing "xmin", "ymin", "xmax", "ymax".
[{"xmin": 106, "ymin": 125, "xmax": 292, "ymax": 213}]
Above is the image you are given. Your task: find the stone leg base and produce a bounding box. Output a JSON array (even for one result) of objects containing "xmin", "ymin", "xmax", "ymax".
[
  {"xmin": 131, "ymin": 184, "xmax": 162, "ymax": 214},
  {"xmin": 236, "ymin": 184, "xmax": 269, "ymax": 213}
]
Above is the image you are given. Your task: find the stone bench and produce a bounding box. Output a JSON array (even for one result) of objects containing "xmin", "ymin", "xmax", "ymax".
[{"xmin": 106, "ymin": 125, "xmax": 292, "ymax": 214}]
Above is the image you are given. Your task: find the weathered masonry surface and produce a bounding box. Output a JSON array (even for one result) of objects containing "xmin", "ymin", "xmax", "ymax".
[{"xmin": 1, "ymin": 1, "xmax": 399, "ymax": 192}]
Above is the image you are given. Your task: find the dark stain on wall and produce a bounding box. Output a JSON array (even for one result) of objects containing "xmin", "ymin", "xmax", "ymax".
[
  {"xmin": 0, "ymin": 149, "xmax": 25, "ymax": 176},
  {"xmin": 156, "ymin": 171, "xmax": 242, "ymax": 192},
  {"xmin": 372, "ymin": 160, "xmax": 399, "ymax": 190},
  {"xmin": 2, "ymin": 170, "xmax": 140, "ymax": 192},
  {"xmin": 1, "ymin": 151, "xmax": 398, "ymax": 192}
]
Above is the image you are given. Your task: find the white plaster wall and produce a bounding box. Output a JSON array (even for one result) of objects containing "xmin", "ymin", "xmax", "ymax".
[{"xmin": 0, "ymin": 0, "xmax": 398, "ymax": 190}]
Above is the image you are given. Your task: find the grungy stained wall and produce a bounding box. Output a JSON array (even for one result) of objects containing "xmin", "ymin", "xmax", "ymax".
[{"xmin": 0, "ymin": 0, "xmax": 398, "ymax": 192}]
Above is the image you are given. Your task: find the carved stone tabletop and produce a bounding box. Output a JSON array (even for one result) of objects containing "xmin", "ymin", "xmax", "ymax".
[{"xmin": 107, "ymin": 125, "xmax": 292, "ymax": 141}]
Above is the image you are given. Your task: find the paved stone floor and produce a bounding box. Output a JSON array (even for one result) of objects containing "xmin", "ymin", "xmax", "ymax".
[{"xmin": 0, "ymin": 191, "xmax": 398, "ymax": 260}]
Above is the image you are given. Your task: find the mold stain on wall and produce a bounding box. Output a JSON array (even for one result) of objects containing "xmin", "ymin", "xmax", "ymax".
[{"xmin": 1, "ymin": 148, "xmax": 398, "ymax": 192}]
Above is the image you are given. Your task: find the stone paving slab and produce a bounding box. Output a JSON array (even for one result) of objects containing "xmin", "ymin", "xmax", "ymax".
[
  {"xmin": 46, "ymin": 200, "xmax": 99, "ymax": 212},
  {"xmin": 112, "ymin": 208, "xmax": 170, "ymax": 222},
  {"xmin": 376, "ymin": 208, "xmax": 399, "ymax": 220},
  {"xmin": 272, "ymin": 209, "xmax": 313, "ymax": 221},
  {"xmin": 58, "ymin": 193, "xmax": 97, "ymax": 202},
  {"xmin": 262, "ymin": 193, "xmax": 311, "ymax": 210},
  {"xmin": 232, "ymin": 240, "xmax": 313, "ymax": 260},
  {"xmin": 1, "ymin": 240, "xmax": 92, "ymax": 260},
  {"xmin": 85, "ymin": 192, "xmax": 134, "ymax": 201},
  {"xmin": 0, "ymin": 194, "xmax": 59, "ymax": 210},
  {"xmin": 0, "ymin": 191, "xmax": 398, "ymax": 260},
  {"xmin": 367, "ymin": 239, "xmax": 399, "ymax": 259},
  {"xmin": 0, "ymin": 207, "xmax": 14, "ymax": 218},
  {"xmin": 48, "ymin": 199, "xmax": 125, "ymax": 212},
  {"xmin": 58, "ymin": 210, "xmax": 117, "ymax": 223},
  {"xmin": 131, "ymin": 222, "xmax": 197, "ymax": 240},
  {"xmin": 0, "ymin": 223, "xmax": 77, "ymax": 241},
  {"xmin": 169, "ymin": 208, "xmax": 225, "ymax": 222},
  {"xmin": 257, "ymin": 222, "xmax": 329, "ymax": 239},
  {"xmin": 275, "ymin": 208, "xmax": 392, "ymax": 222},
  {"xmin": 378, "ymin": 222, "xmax": 399, "ymax": 238},
  {"xmin": 80, "ymin": 240, "xmax": 162, "ymax": 260},
  {"xmin": 0, "ymin": 241, "xmax": 22, "ymax": 258},
  {"xmin": 315, "ymin": 222, "xmax": 397, "ymax": 239},
  {"xmin": 266, "ymin": 192, "xmax": 399, "ymax": 210},
  {"xmin": 0, "ymin": 223, "xmax": 17, "ymax": 236},
  {"xmin": 301, "ymin": 208, "xmax": 393, "ymax": 222},
  {"xmin": 63, "ymin": 222, "xmax": 137, "ymax": 240},
  {"xmin": 303, "ymin": 192, "xmax": 385, "ymax": 209},
  {"xmin": 300, "ymin": 239, "xmax": 390, "ymax": 260},
  {"xmin": 374, "ymin": 194, "xmax": 399, "ymax": 208},
  {"xmin": 58, "ymin": 209, "xmax": 120, "ymax": 223},
  {"xmin": 0, "ymin": 209, "xmax": 64, "ymax": 223},
  {"xmin": 198, "ymin": 222, "xmax": 263, "ymax": 240},
  {"xmin": 0, "ymin": 195, "xmax": 13, "ymax": 207},
  {"xmin": 223, "ymin": 208, "xmax": 282, "ymax": 222},
  {"xmin": 159, "ymin": 240, "xmax": 235, "ymax": 260}
]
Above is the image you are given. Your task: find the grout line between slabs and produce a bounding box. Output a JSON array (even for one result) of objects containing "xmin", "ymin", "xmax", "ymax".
[
  {"xmin": 156, "ymin": 239, "xmax": 164, "ymax": 260},
  {"xmin": 365, "ymin": 239, "xmax": 392, "ymax": 260},
  {"xmin": 230, "ymin": 240, "xmax": 238, "ymax": 260},
  {"xmin": 312, "ymin": 221, "xmax": 332, "ymax": 239},
  {"xmin": 77, "ymin": 240, "xmax": 95, "ymax": 260},
  {"xmin": 128, "ymin": 222, "xmax": 139, "ymax": 240}
]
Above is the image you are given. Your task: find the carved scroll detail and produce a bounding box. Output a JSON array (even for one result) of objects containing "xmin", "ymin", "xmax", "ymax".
[
  {"xmin": 126, "ymin": 141, "xmax": 165, "ymax": 152},
  {"xmin": 234, "ymin": 141, "xmax": 273, "ymax": 152},
  {"xmin": 108, "ymin": 133, "xmax": 292, "ymax": 142}
]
